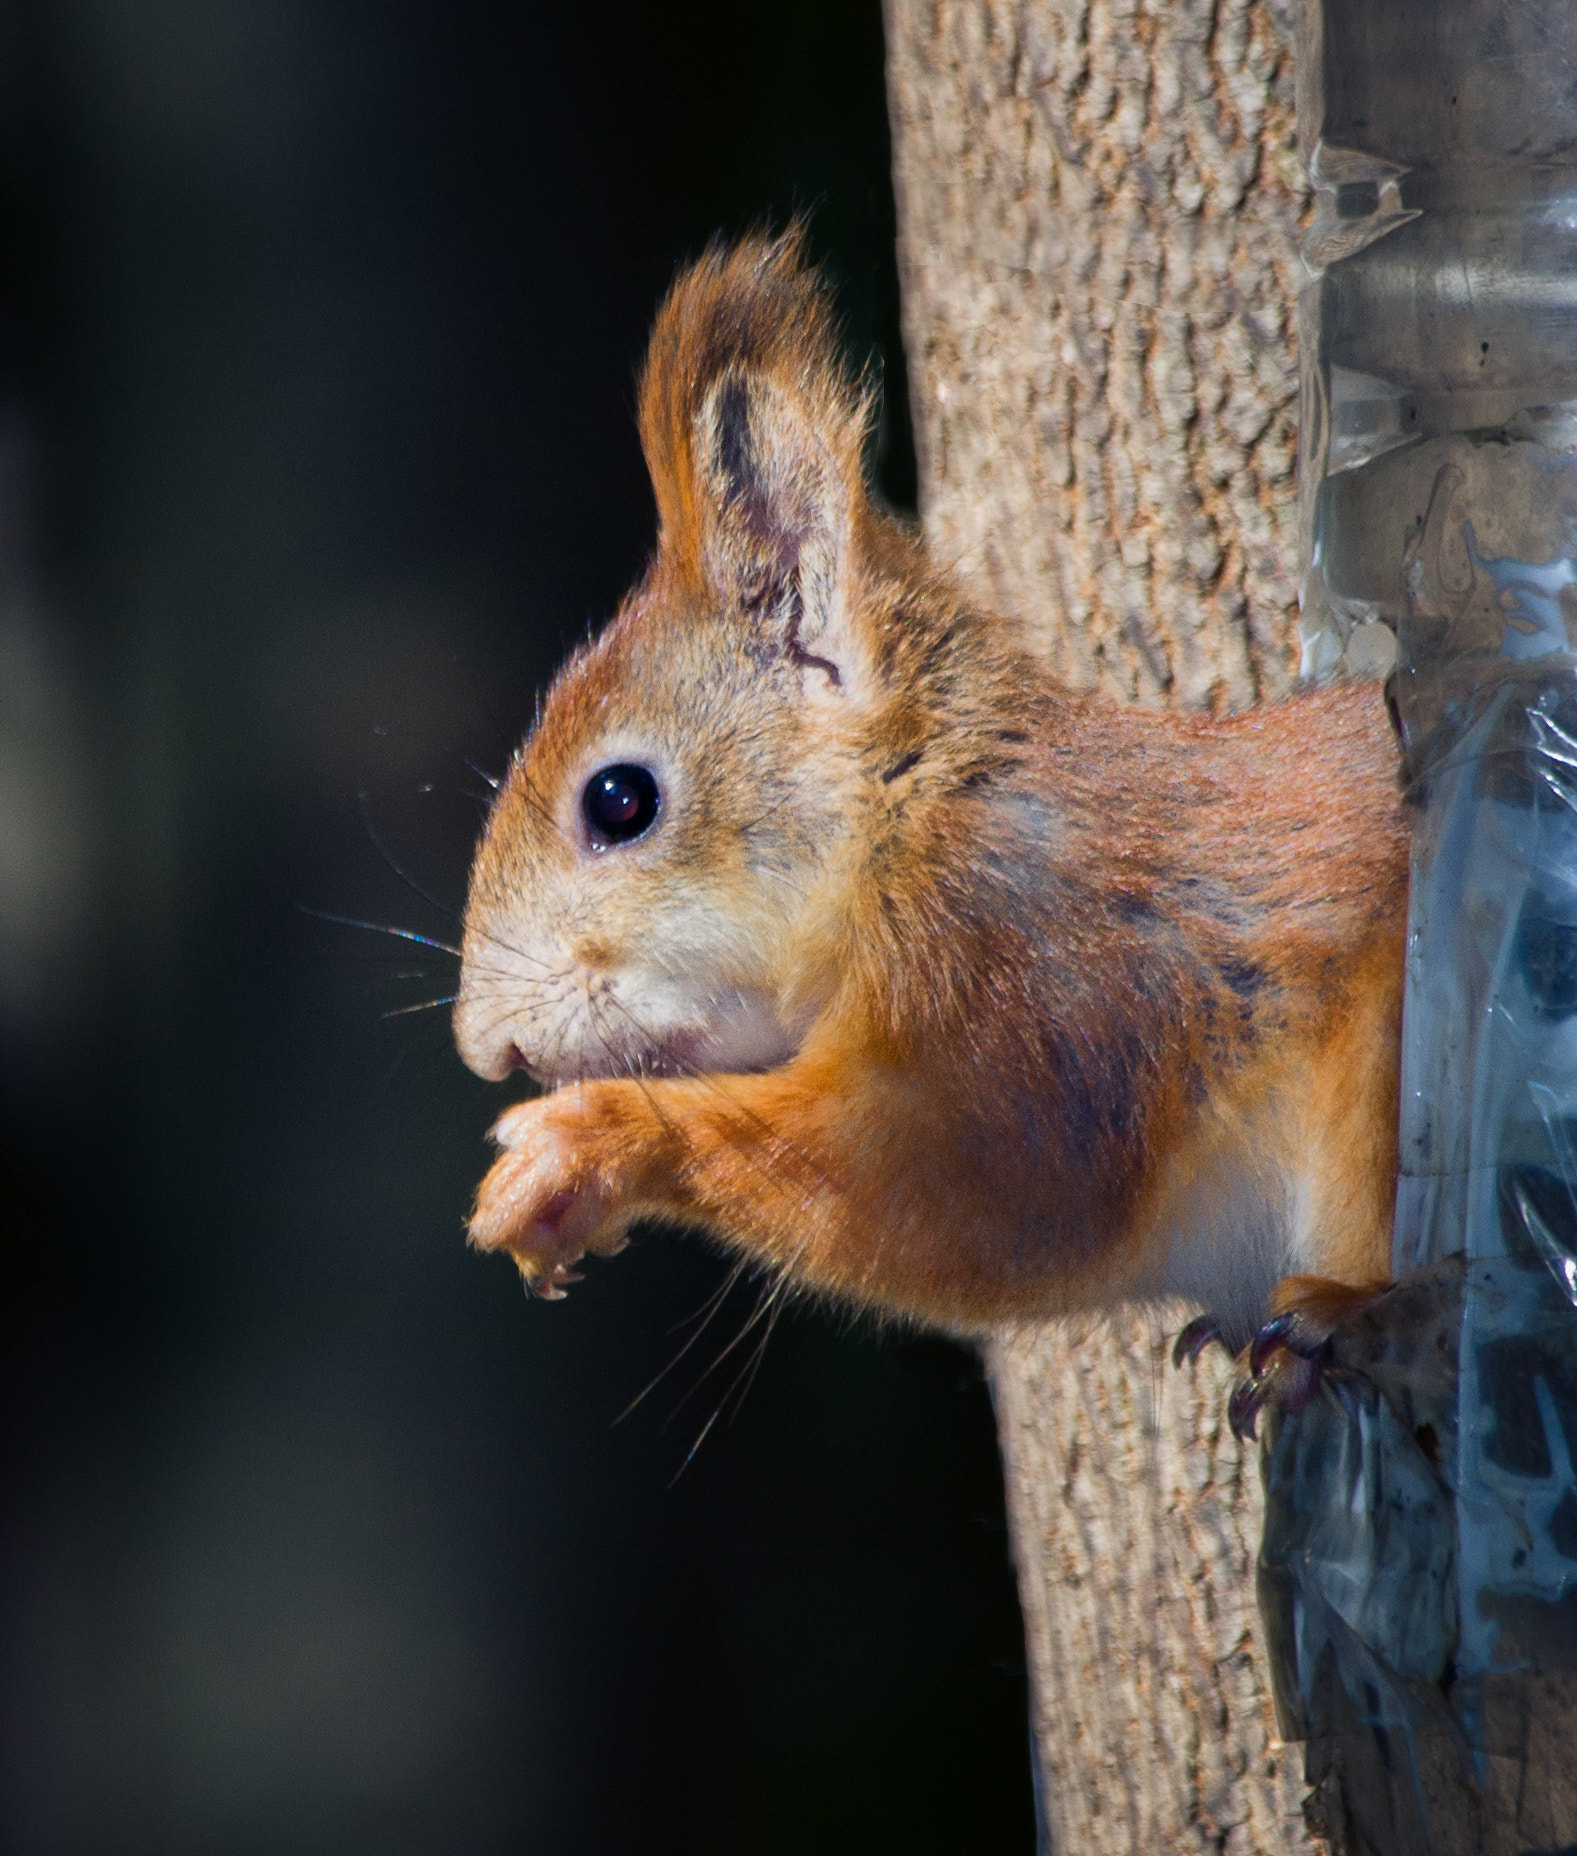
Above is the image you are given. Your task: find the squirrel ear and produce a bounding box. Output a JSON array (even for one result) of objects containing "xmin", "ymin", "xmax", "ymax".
[
  {"xmin": 638, "ymin": 232, "xmax": 875, "ymax": 698},
  {"xmin": 695, "ymin": 364, "xmax": 864, "ymax": 692}
]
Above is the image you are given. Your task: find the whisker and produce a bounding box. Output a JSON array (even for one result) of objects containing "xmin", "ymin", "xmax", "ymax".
[
  {"xmin": 297, "ymin": 904, "xmax": 462, "ymax": 958},
  {"xmin": 356, "ymin": 789, "xmax": 464, "ymax": 921},
  {"xmin": 660, "ymin": 1260, "xmax": 787, "ymax": 1430},
  {"xmin": 587, "ymin": 996, "xmax": 687, "ymax": 1152},
  {"xmin": 726, "ymin": 1288, "xmax": 788, "ymax": 1423},
  {"xmin": 382, "ymin": 994, "xmax": 460, "ymax": 1019},
  {"xmin": 466, "ymin": 921, "xmax": 558, "ymax": 972},
  {"xmin": 669, "ymin": 1405, "xmax": 725, "ymax": 1485},
  {"xmin": 497, "ymin": 768, "xmax": 571, "ymax": 845},
  {"xmin": 613, "ymin": 1255, "xmax": 754, "ymax": 1425},
  {"xmin": 667, "ymin": 1281, "xmax": 793, "ymax": 1484}
]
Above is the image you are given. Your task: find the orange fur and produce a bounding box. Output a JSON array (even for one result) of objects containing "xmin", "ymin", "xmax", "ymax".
[{"xmin": 452, "ymin": 232, "xmax": 1409, "ymax": 1341}]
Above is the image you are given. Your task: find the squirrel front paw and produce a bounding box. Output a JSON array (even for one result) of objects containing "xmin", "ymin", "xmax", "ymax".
[{"xmin": 468, "ymin": 1093, "xmax": 636, "ymax": 1298}]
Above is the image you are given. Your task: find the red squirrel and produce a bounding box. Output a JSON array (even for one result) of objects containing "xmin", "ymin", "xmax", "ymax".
[{"xmin": 452, "ymin": 232, "xmax": 1406, "ymax": 1390}]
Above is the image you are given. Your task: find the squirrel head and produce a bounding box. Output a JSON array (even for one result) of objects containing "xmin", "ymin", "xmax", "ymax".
[{"xmin": 454, "ymin": 231, "xmax": 905, "ymax": 1088}]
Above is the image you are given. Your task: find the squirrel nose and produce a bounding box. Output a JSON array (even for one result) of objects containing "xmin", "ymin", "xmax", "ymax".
[{"xmin": 452, "ymin": 990, "xmax": 526, "ymax": 1083}]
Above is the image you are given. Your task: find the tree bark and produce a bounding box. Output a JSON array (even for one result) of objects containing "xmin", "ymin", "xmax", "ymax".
[{"xmin": 885, "ymin": 4, "xmax": 1319, "ymax": 1849}]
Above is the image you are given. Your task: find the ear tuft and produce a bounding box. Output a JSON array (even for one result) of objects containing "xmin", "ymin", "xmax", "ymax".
[{"xmin": 637, "ymin": 228, "xmax": 871, "ymax": 598}]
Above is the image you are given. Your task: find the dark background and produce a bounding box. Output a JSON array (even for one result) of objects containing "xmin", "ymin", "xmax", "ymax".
[{"xmin": 0, "ymin": 3, "xmax": 1034, "ymax": 1850}]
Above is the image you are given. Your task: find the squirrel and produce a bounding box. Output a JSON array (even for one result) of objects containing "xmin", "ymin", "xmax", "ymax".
[{"xmin": 452, "ymin": 231, "xmax": 1407, "ymax": 1410}]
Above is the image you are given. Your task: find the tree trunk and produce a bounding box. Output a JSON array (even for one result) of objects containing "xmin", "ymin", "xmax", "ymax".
[{"xmin": 885, "ymin": 4, "xmax": 1319, "ymax": 1849}]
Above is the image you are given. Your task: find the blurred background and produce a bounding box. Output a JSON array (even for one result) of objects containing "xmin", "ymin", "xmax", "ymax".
[{"xmin": 0, "ymin": 2, "xmax": 1035, "ymax": 1851}]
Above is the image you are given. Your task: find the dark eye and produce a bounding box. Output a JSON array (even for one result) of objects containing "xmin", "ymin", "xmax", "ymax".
[{"xmin": 582, "ymin": 763, "xmax": 661, "ymax": 848}]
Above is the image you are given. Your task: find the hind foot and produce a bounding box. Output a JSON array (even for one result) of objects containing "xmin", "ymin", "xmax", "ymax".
[{"xmin": 1225, "ymin": 1276, "xmax": 1388, "ymax": 1441}]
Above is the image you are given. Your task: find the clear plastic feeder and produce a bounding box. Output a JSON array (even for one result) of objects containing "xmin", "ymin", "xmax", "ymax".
[{"xmin": 1259, "ymin": 4, "xmax": 1577, "ymax": 1849}]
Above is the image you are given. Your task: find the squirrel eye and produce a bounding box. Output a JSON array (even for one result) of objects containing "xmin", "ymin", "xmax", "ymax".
[{"xmin": 582, "ymin": 763, "xmax": 661, "ymax": 848}]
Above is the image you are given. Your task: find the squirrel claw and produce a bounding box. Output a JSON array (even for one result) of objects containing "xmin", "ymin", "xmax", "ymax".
[
  {"xmin": 1227, "ymin": 1374, "xmax": 1267, "ymax": 1442},
  {"xmin": 1228, "ymin": 1313, "xmax": 1334, "ymax": 1440},
  {"xmin": 526, "ymin": 1259, "xmax": 585, "ymax": 1301},
  {"xmin": 1172, "ymin": 1314, "xmax": 1229, "ymax": 1370},
  {"xmin": 1248, "ymin": 1310, "xmax": 1303, "ymax": 1378}
]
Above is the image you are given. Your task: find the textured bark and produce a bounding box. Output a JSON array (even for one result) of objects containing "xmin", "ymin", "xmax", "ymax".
[
  {"xmin": 888, "ymin": 0, "xmax": 1304, "ymax": 713},
  {"xmin": 885, "ymin": 4, "xmax": 1318, "ymax": 1850},
  {"xmin": 994, "ymin": 1320, "xmax": 1311, "ymax": 1854}
]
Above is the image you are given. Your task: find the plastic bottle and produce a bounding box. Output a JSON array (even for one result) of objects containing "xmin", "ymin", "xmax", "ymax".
[{"xmin": 1264, "ymin": 6, "xmax": 1577, "ymax": 1846}]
